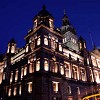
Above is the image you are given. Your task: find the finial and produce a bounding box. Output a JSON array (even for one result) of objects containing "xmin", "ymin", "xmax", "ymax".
[
  {"xmin": 64, "ymin": 9, "xmax": 66, "ymax": 15},
  {"xmin": 42, "ymin": 5, "xmax": 46, "ymax": 10}
]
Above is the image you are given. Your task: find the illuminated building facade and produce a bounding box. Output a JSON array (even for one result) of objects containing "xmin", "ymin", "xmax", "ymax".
[{"xmin": 0, "ymin": 6, "xmax": 100, "ymax": 100}]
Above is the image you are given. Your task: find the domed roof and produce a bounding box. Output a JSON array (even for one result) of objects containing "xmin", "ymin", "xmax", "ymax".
[{"xmin": 34, "ymin": 5, "xmax": 54, "ymax": 19}]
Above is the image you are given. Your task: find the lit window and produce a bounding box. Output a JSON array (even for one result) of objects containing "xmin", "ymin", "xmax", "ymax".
[
  {"xmin": 7, "ymin": 45, "xmax": 10, "ymax": 53},
  {"xmin": 51, "ymin": 37, "xmax": 56, "ymax": 49},
  {"xmin": 80, "ymin": 68, "xmax": 86, "ymax": 81},
  {"xmin": 37, "ymin": 37, "xmax": 41, "ymax": 46},
  {"xmin": 49, "ymin": 19, "xmax": 53, "ymax": 29},
  {"xmin": 65, "ymin": 64, "xmax": 70, "ymax": 78},
  {"xmin": 97, "ymin": 59, "xmax": 100, "ymax": 68},
  {"xmin": 51, "ymin": 61, "xmax": 58, "ymax": 73},
  {"xmin": 24, "ymin": 66, "xmax": 27, "ymax": 76},
  {"xmin": 26, "ymin": 44, "xmax": 29, "ymax": 52},
  {"xmin": 29, "ymin": 63, "xmax": 34, "ymax": 73},
  {"xmin": 28, "ymin": 82, "xmax": 32, "ymax": 93},
  {"xmin": 44, "ymin": 37, "xmax": 48, "ymax": 45},
  {"xmin": 60, "ymin": 66, "xmax": 64, "ymax": 75},
  {"xmin": 10, "ymin": 72, "xmax": 13, "ymax": 83},
  {"xmin": 36, "ymin": 60, "xmax": 40, "ymax": 71},
  {"xmin": 3, "ymin": 72, "xmax": 5, "ymax": 80},
  {"xmin": 73, "ymin": 66, "xmax": 78, "ymax": 79},
  {"xmin": 67, "ymin": 86, "xmax": 71, "ymax": 94},
  {"xmin": 8, "ymin": 88, "xmax": 11, "ymax": 96},
  {"xmin": 77, "ymin": 87, "xmax": 80, "ymax": 95},
  {"xmin": 30, "ymin": 41, "xmax": 35, "ymax": 51},
  {"xmin": 34, "ymin": 19, "xmax": 37, "ymax": 28},
  {"xmin": 52, "ymin": 81, "xmax": 59, "ymax": 93},
  {"xmin": 19, "ymin": 85, "xmax": 21, "ymax": 95},
  {"xmin": 90, "ymin": 69, "xmax": 94, "ymax": 82},
  {"xmin": 59, "ymin": 44, "xmax": 62, "ymax": 51},
  {"xmin": 94, "ymin": 71, "xmax": 100, "ymax": 83},
  {"xmin": 14, "ymin": 87, "xmax": 17, "ymax": 96},
  {"xmin": 11, "ymin": 45, "xmax": 15, "ymax": 53},
  {"xmin": 91, "ymin": 56, "xmax": 97, "ymax": 66},
  {"xmin": 21, "ymin": 68, "xmax": 23, "ymax": 79},
  {"xmin": 44, "ymin": 59, "xmax": 49, "ymax": 71},
  {"xmin": 79, "ymin": 43, "xmax": 82, "ymax": 49},
  {"xmin": 15, "ymin": 70, "xmax": 18, "ymax": 82},
  {"xmin": 84, "ymin": 43, "xmax": 86, "ymax": 48}
]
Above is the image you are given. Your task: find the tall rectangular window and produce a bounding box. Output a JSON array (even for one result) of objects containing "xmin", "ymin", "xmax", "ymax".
[
  {"xmin": 36, "ymin": 60, "xmax": 40, "ymax": 71},
  {"xmin": 37, "ymin": 37, "xmax": 41, "ymax": 46},
  {"xmin": 67, "ymin": 86, "xmax": 71, "ymax": 94},
  {"xmin": 52, "ymin": 81, "xmax": 59, "ymax": 93},
  {"xmin": 60, "ymin": 65, "xmax": 64, "ymax": 75},
  {"xmin": 14, "ymin": 87, "xmax": 17, "ymax": 96},
  {"xmin": 44, "ymin": 36, "xmax": 48, "ymax": 45},
  {"xmin": 28, "ymin": 82, "xmax": 32, "ymax": 93},
  {"xmin": 29, "ymin": 63, "xmax": 34, "ymax": 73},
  {"xmin": 10, "ymin": 72, "xmax": 13, "ymax": 83},
  {"xmin": 15, "ymin": 70, "xmax": 18, "ymax": 82},
  {"xmin": 3, "ymin": 72, "xmax": 5, "ymax": 80},
  {"xmin": 44, "ymin": 59, "xmax": 49, "ymax": 71},
  {"xmin": 19, "ymin": 85, "xmax": 21, "ymax": 95},
  {"xmin": 24, "ymin": 66, "xmax": 27, "ymax": 76},
  {"xmin": 8, "ymin": 88, "xmax": 11, "ymax": 96},
  {"xmin": 59, "ymin": 43, "xmax": 62, "ymax": 51},
  {"xmin": 21, "ymin": 68, "xmax": 23, "ymax": 79}
]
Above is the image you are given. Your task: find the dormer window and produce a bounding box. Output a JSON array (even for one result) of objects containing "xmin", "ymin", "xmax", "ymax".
[
  {"xmin": 34, "ymin": 19, "xmax": 37, "ymax": 28},
  {"xmin": 49, "ymin": 19, "xmax": 53, "ymax": 29}
]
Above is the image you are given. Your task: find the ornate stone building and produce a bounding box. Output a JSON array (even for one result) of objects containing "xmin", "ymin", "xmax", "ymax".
[{"xmin": 0, "ymin": 6, "xmax": 100, "ymax": 100}]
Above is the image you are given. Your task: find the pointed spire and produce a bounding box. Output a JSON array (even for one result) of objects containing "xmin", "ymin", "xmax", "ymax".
[
  {"xmin": 64, "ymin": 9, "xmax": 66, "ymax": 15},
  {"xmin": 42, "ymin": 5, "xmax": 46, "ymax": 10}
]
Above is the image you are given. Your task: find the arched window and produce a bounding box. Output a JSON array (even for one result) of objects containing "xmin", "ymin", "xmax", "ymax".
[
  {"xmin": 28, "ymin": 82, "xmax": 32, "ymax": 93},
  {"xmin": 50, "ymin": 61, "xmax": 58, "ymax": 73},
  {"xmin": 59, "ymin": 43, "xmax": 62, "ymax": 51},
  {"xmin": 10, "ymin": 72, "xmax": 13, "ymax": 83},
  {"xmin": 60, "ymin": 65, "xmax": 64, "ymax": 75},
  {"xmin": 44, "ymin": 59, "xmax": 49, "ymax": 71},
  {"xmin": 73, "ymin": 66, "xmax": 78, "ymax": 79},
  {"xmin": 15, "ymin": 70, "xmax": 18, "ymax": 82},
  {"xmin": 14, "ymin": 87, "xmax": 17, "ymax": 96},
  {"xmin": 80, "ymin": 68, "xmax": 86, "ymax": 81},
  {"xmin": 36, "ymin": 60, "xmax": 40, "ymax": 71},
  {"xmin": 65, "ymin": 63, "xmax": 70, "ymax": 78},
  {"xmin": 8, "ymin": 88, "xmax": 11, "ymax": 96},
  {"xmin": 37, "ymin": 37, "xmax": 41, "ymax": 46},
  {"xmin": 44, "ymin": 36, "xmax": 48, "ymax": 45},
  {"xmin": 29, "ymin": 62, "xmax": 34, "ymax": 73}
]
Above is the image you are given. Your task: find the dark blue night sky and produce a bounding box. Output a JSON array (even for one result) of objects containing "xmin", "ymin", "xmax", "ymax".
[{"xmin": 0, "ymin": 0, "xmax": 100, "ymax": 53}]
